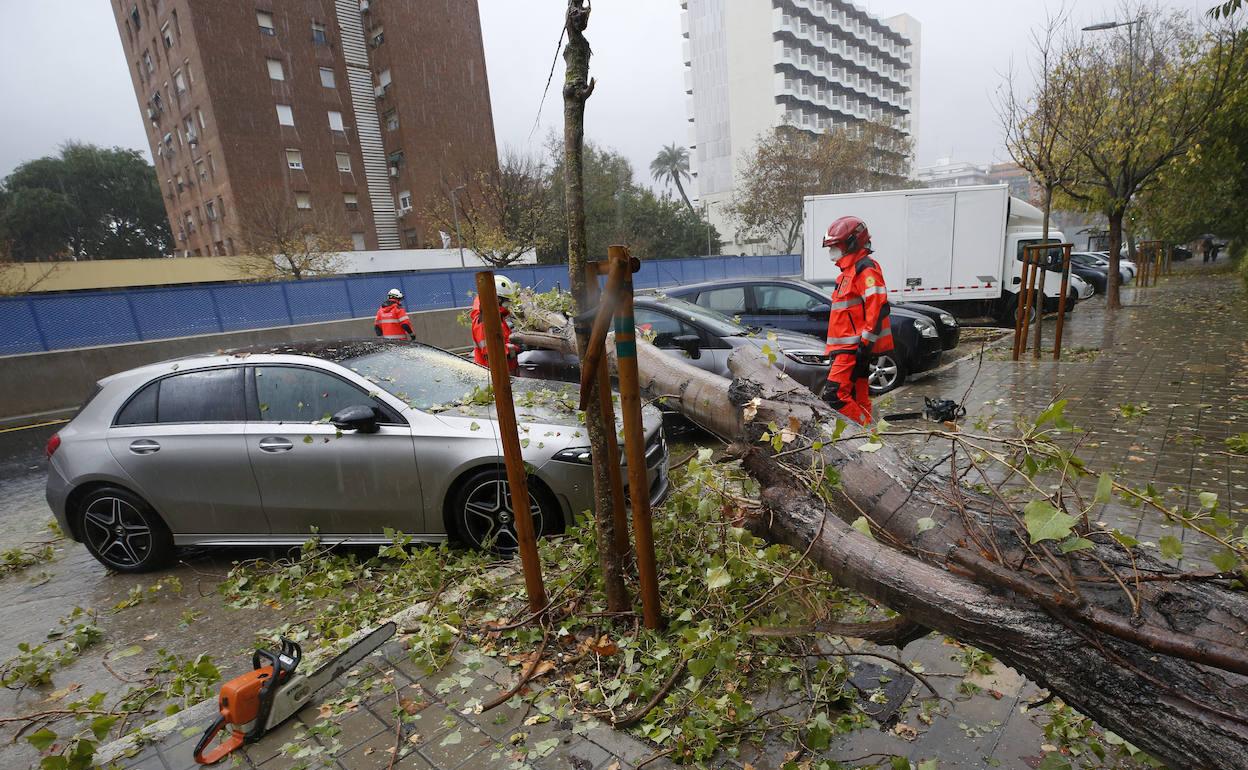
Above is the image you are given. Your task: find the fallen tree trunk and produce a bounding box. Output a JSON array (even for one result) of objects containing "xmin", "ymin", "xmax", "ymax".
[{"xmin": 515, "ymin": 306, "xmax": 1248, "ymax": 769}]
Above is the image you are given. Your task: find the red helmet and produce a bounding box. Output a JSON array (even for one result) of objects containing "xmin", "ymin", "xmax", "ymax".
[{"xmin": 822, "ymin": 216, "xmax": 870, "ymax": 253}]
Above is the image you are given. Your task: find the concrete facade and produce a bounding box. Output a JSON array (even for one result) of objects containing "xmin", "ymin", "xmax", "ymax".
[
  {"xmin": 0, "ymin": 307, "xmax": 468, "ymax": 423},
  {"xmin": 914, "ymin": 157, "xmax": 993, "ymax": 189},
  {"xmin": 109, "ymin": 0, "xmax": 497, "ymax": 257},
  {"xmin": 682, "ymin": 0, "xmax": 919, "ymax": 254}
]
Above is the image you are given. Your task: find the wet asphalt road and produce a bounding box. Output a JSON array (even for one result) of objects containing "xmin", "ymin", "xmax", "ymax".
[{"xmin": 0, "ymin": 422, "xmax": 296, "ymax": 767}]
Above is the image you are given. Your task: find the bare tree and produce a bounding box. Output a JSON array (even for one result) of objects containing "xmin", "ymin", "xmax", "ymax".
[
  {"xmin": 0, "ymin": 240, "xmax": 58, "ymax": 296},
  {"xmin": 728, "ymin": 120, "xmax": 912, "ymax": 254},
  {"xmin": 426, "ymin": 150, "xmax": 553, "ymax": 268},
  {"xmin": 231, "ymin": 190, "xmax": 350, "ymax": 281},
  {"xmin": 1062, "ymin": 3, "xmax": 1242, "ymax": 308},
  {"xmin": 997, "ymin": 8, "xmax": 1099, "ymax": 344}
]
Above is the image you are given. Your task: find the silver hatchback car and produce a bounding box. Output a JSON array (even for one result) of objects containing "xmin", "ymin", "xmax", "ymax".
[{"xmin": 46, "ymin": 340, "xmax": 668, "ymax": 572}]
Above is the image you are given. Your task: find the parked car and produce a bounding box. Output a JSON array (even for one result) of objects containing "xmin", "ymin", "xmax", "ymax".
[
  {"xmin": 661, "ymin": 278, "xmax": 943, "ymax": 394},
  {"xmin": 518, "ymin": 295, "xmax": 830, "ymax": 396},
  {"xmin": 1071, "ymin": 252, "xmax": 1132, "ymax": 290},
  {"xmin": 806, "ymin": 279, "xmax": 960, "ymax": 351},
  {"xmin": 45, "ymin": 340, "xmax": 668, "ymax": 572}
]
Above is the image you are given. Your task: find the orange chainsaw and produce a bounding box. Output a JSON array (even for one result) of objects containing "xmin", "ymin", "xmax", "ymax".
[{"xmin": 193, "ymin": 621, "xmax": 395, "ymax": 765}]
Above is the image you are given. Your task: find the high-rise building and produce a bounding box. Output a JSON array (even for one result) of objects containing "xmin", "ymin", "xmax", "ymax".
[
  {"xmin": 682, "ymin": 0, "xmax": 920, "ymax": 254},
  {"xmin": 914, "ymin": 157, "xmax": 993, "ymax": 189},
  {"xmin": 111, "ymin": 0, "xmax": 498, "ymax": 257}
]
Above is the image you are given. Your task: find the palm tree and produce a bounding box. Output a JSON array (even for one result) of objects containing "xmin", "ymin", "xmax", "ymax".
[{"xmin": 650, "ymin": 143, "xmax": 695, "ymax": 214}]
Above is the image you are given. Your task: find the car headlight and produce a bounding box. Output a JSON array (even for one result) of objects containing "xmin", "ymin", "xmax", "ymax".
[
  {"xmin": 938, "ymin": 312, "xmax": 957, "ymax": 327},
  {"xmin": 783, "ymin": 349, "xmax": 831, "ymax": 366},
  {"xmin": 915, "ymin": 319, "xmax": 939, "ymax": 339},
  {"xmin": 551, "ymin": 447, "xmax": 593, "ymax": 464}
]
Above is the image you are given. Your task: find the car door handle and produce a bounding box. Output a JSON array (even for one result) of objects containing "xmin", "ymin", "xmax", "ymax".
[
  {"xmin": 258, "ymin": 437, "xmax": 294, "ymax": 453},
  {"xmin": 128, "ymin": 439, "xmax": 161, "ymax": 455}
]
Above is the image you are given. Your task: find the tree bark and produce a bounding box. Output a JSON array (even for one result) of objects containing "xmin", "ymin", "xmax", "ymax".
[
  {"xmin": 1106, "ymin": 208, "xmax": 1124, "ymax": 309},
  {"xmin": 516, "ymin": 305, "xmax": 1248, "ymax": 769},
  {"xmin": 1033, "ymin": 185, "xmax": 1053, "ymax": 359},
  {"xmin": 562, "ymin": 0, "xmax": 629, "ymax": 613}
]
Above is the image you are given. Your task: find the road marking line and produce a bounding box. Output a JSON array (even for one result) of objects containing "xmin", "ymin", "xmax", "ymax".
[{"xmin": 0, "ymin": 418, "xmax": 70, "ymax": 434}]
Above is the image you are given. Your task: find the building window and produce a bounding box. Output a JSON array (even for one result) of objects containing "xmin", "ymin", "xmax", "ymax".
[
  {"xmin": 295, "ymin": 192, "xmax": 312, "ymax": 210},
  {"xmin": 130, "ymin": 4, "xmax": 141, "ymax": 30},
  {"xmin": 184, "ymin": 211, "xmax": 195, "ymax": 232},
  {"xmin": 143, "ymin": 49, "xmax": 154, "ymax": 73},
  {"xmin": 388, "ymin": 149, "xmax": 404, "ymax": 168},
  {"xmin": 216, "ymin": 196, "xmax": 226, "ymax": 220},
  {"xmin": 335, "ymin": 152, "xmax": 351, "ymax": 172},
  {"xmin": 266, "ymin": 58, "xmax": 285, "ymax": 80},
  {"xmin": 370, "ymin": 25, "xmax": 384, "ymax": 47},
  {"xmin": 257, "ymin": 11, "xmax": 275, "ymax": 35},
  {"xmin": 378, "ymin": 68, "xmax": 392, "ymax": 94},
  {"xmin": 276, "ymin": 104, "xmax": 294, "ymax": 126},
  {"xmin": 404, "ymin": 229, "xmax": 419, "ymax": 248},
  {"xmin": 161, "ymin": 22, "xmax": 174, "ymax": 48},
  {"xmin": 205, "ymin": 200, "xmax": 217, "ymax": 221},
  {"xmin": 311, "ymin": 22, "xmax": 327, "ymax": 45},
  {"xmin": 343, "ymin": 193, "xmax": 359, "ymax": 211},
  {"xmin": 195, "ymin": 158, "xmax": 207, "ymax": 180},
  {"xmin": 327, "ymin": 110, "xmax": 345, "ymax": 132},
  {"xmin": 207, "ymin": 152, "xmax": 216, "ymax": 177},
  {"xmin": 197, "ymin": 107, "xmax": 206, "ymax": 129},
  {"xmin": 173, "ymin": 69, "xmax": 187, "ymax": 95},
  {"xmin": 286, "ymin": 149, "xmax": 303, "ymax": 169},
  {"xmin": 175, "ymin": 173, "xmax": 185, "ymax": 193},
  {"xmin": 351, "ymin": 232, "xmax": 366, "ymax": 251},
  {"xmin": 397, "ymin": 190, "xmax": 412, "ymax": 211},
  {"xmin": 319, "ymin": 67, "xmax": 336, "ymax": 88},
  {"xmin": 383, "ymin": 109, "xmax": 398, "ymax": 131}
]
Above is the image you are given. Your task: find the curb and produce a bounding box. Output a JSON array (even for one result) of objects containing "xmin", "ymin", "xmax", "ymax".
[{"xmin": 94, "ymin": 562, "xmax": 519, "ymax": 765}]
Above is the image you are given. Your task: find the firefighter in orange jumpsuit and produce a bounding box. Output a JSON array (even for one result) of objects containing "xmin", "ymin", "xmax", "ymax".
[
  {"xmin": 374, "ymin": 289, "xmax": 415, "ymax": 340},
  {"xmin": 821, "ymin": 216, "xmax": 892, "ymax": 425},
  {"xmin": 470, "ymin": 274, "xmax": 519, "ymax": 374}
]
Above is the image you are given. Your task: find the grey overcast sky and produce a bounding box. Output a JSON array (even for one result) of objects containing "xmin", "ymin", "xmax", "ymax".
[{"xmin": 0, "ymin": 0, "xmax": 1216, "ymax": 181}]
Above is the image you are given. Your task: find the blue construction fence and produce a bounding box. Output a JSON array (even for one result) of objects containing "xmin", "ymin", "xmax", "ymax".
[{"xmin": 0, "ymin": 254, "xmax": 801, "ymax": 355}]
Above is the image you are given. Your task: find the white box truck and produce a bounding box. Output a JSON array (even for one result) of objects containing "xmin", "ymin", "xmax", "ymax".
[{"xmin": 802, "ymin": 185, "xmax": 1090, "ymax": 323}]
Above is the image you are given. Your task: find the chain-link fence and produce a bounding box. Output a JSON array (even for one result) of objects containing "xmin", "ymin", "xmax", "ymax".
[{"xmin": 0, "ymin": 255, "xmax": 801, "ymax": 356}]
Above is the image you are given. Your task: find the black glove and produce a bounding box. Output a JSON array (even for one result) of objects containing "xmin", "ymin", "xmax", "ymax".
[{"xmin": 853, "ymin": 342, "xmax": 873, "ymax": 379}]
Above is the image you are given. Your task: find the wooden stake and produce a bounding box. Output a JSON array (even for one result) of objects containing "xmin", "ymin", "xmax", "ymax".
[
  {"xmin": 475, "ymin": 271, "xmax": 547, "ymax": 614},
  {"xmin": 585, "ymin": 262, "xmax": 631, "ymax": 562},
  {"xmin": 609, "ymin": 245, "xmax": 663, "ymax": 630},
  {"xmin": 1053, "ymin": 244, "xmax": 1072, "ymax": 361},
  {"xmin": 1012, "ymin": 252, "xmax": 1034, "ymax": 361}
]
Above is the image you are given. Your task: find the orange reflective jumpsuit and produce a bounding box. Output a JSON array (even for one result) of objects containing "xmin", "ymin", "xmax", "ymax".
[
  {"xmin": 374, "ymin": 300, "xmax": 414, "ymax": 339},
  {"xmin": 470, "ymin": 296, "xmax": 518, "ymax": 374},
  {"xmin": 824, "ymin": 250, "xmax": 893, "ymax": 425}
]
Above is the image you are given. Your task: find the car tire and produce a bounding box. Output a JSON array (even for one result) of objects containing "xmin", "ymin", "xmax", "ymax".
[
  {"xmin": 868, "ymin": 353, "xmax": 906, "ymax": 395},
  {"xmin": 997, "ymin": 294, "xmax": 1037, "ymax": 326},
  {"xmin": 77, "ymin": 486, "xmax": 174, "ymax": 573},
  {"xmin": 449, "ymin": 468, "xmax": 564, "ymax": 554}
]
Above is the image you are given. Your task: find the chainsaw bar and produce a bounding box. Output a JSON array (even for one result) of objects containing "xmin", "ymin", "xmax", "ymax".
[{"xmin": 264, "ymin": 621, "xmax": 396, "ymax": 730}]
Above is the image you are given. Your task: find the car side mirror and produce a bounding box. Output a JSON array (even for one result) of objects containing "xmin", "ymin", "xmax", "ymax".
[
  {"xmin": 673, "ymin": 334, "xmax": 702, "ymax": 360},
  {"xmin": 808, "ymin": 302, "xmax": 831, "ymax": 318},
  {"xmin": 332, "ymin": 404, "xmax": 379, "ymax": 434}
]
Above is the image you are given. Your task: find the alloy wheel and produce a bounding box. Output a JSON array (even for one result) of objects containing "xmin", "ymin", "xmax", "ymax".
[
  {"xmin": 83, "ymin": 497, "xmax": 153, "ymax": 569},
  {"xmin": 461, "ymin": 479, "xmax": 544, "ymax": 552},
  {"xmin": 869, "ymin": 355, "xmax": 900, "ymax": 392}
]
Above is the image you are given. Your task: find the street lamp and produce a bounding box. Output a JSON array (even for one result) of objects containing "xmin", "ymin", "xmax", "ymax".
[
  {"xmin": 1081, "ymin": 19, "xmax": 1144, "ymax": 92},
  {"xmin": 704, "ymin": 200, "xmax": 718, "ymax": 256},
  {"xmin": 449, "ymin": 184, "xmax": 466, "ymax": 268}
]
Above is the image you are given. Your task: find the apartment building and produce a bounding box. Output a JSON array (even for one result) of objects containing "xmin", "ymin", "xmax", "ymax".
[
  {"xmin": 682, "ymin": 0, "xmax": 920, "ymax": 254},
  {"xmin": 111, "ymin": 0, "xmax": 498, "ymax": 257},
  {"xmin": 914, "ymin": 158, "xmax": 994, "ymax": 189}
]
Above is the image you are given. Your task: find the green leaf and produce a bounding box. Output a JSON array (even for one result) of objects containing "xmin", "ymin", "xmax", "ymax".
[
  {"xmin": 1023, "ymin": 500, "xmax": 1078, "ymax": 544},
  {"xmin": 90, "ymin": 715, "xmax": 119, "ymax": 740},
  {"xmin": 1199, "ymin": 491, "xmax": 1218, "ymax": 509},
  {"xmin": 851, "ymin": 516, "xmax": 875, "ymax": 540},
  {"xmin": 1211, "ymin": 549, "xmax": 1241, "ymax": 573},
  {"xmin": 27, "ymin": 728, "xmax": 58, "ymax": 751},
  {"xmin": 469, "ymin": 421, "xmax": 481, "ymax": 431},
  {"xmin": 1035, "ymin": 400, "xmax": 1070, "ymax": 429},
  {"xmin": 696, "ymin": 448, "xmax": 713, "ymax": 463},
  {"xmin": 805, "ymin": 712, "xmax": 832, "ymax": 751},
  {"xmin": 1093, "ymin": 472, "xmax": 1113, "ymax": 505},
  {"xmin": 112, "ymin": 644, "xmax": 143, "ymax": 659},
  {"xmin": 1111, "ymin": 530, "xmax": 1139, "ymax": 548},
  {"xmin": 688, "ymin": 656, "xmax": 715, "ymax": 679},
  {"xmin": 439, "ymin": 730, "xmax": 462, "ymax": 746},
  {"xmin": 302, "ymin": 435, "xmax": 313, "ymax": 444},
  {"xmin": 857, "ymin": 440, "xmax": 883, "ymax": 453},
  {"xmin": 1038, "ymin": 753, "xmax": 1073, "ymax": 770},
  {"xmin": 1059, "ymin": 536, "xmax": 1095, "ymax": 553},
  {"xmin": 916, "ymin": 517, "xmax": 936, "ymax": 534},
  {"xmin": 531, "ymin": 738, "xmax": 559, "ymax": 758},
  {"xmin": 705, "ymin": 565, "xmax": 732, "ymax": 590},
  {"xmin": 1158, "ymin": 535, "xmax": 1183, "ymax": 560}
]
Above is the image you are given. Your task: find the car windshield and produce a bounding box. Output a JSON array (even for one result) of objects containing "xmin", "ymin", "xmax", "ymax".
[
  {"xmin": 343, "ymin": 345, "xmax": 490, "ymax": 411},
  {"xmin": 650, "ymin": 296, "xmax": 746, "ymax": 337},
  {"xmin": 1071, "ymin": 253, "xmax": 1099, "ymax": 266}
]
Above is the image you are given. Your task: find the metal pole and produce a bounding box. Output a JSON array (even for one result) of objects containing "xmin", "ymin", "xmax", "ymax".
[
  {"xmin": 585, "ymin": 263, "xmax": 631, "ymax": 562},
  {"xmin": 609, "ymin": 245, "xmax": 663, "ymax": 630},
  {"xmin": 451, "ymin": 186, "xmax": 466, "ymax": 268},
  {"xmin": 1053, "ymin": 244, "xmax": 1072, "ymax": 361},
  {"xmin": 475, "ymin": 271, "xmax": 547, "ymax": 614}
]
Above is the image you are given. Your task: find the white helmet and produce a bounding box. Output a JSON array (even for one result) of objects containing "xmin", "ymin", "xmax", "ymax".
[
  {"xmin": 387, "ymin": 288, "xmax": 403, "ymax": 300},
  {"xmin": 494, "ymin": 275, "xmax": 517, "ymax": 303}
]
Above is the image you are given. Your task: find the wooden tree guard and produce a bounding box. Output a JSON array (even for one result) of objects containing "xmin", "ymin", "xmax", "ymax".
[
  {"xmin": 1013, "ymin": 247, "xmax": 1040, "ymax": 360},
  {"xmin": 608, "ymin": 246, "xmax": 663, "ymax": 630},
  {"xmin": 583, "ymin": 263, "xmax": 630, "ymax": 562},
  {"xmin": 1052, "ymin": 244, "xmax": 1073, "ymax": 361},
  {"xmin": 475, "ymin": 271, "xmax": 548, "ymax": 614}
]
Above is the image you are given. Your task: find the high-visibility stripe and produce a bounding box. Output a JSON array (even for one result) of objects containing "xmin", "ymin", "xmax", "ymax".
[
  {"xmin": 826, "ymin": 334, "xmax": 860, "ymax": 346},
  {"xmin": 382, "ymin": 333, "xmax": 408, "ymax": 339},
  {"xmin": 475, "ymin": 339, "xmax": 488, "ymax": 348},
  {"xmin": 829, "ymin": 298, "xmax": 863, "ymax": 310},
  {"xmin": 863, "ymin": 286, "xmax": 887, "ymax": 297},
  {"xmin": 397, "ymin": 315, "xmax": 410, "ymax": 323}
]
